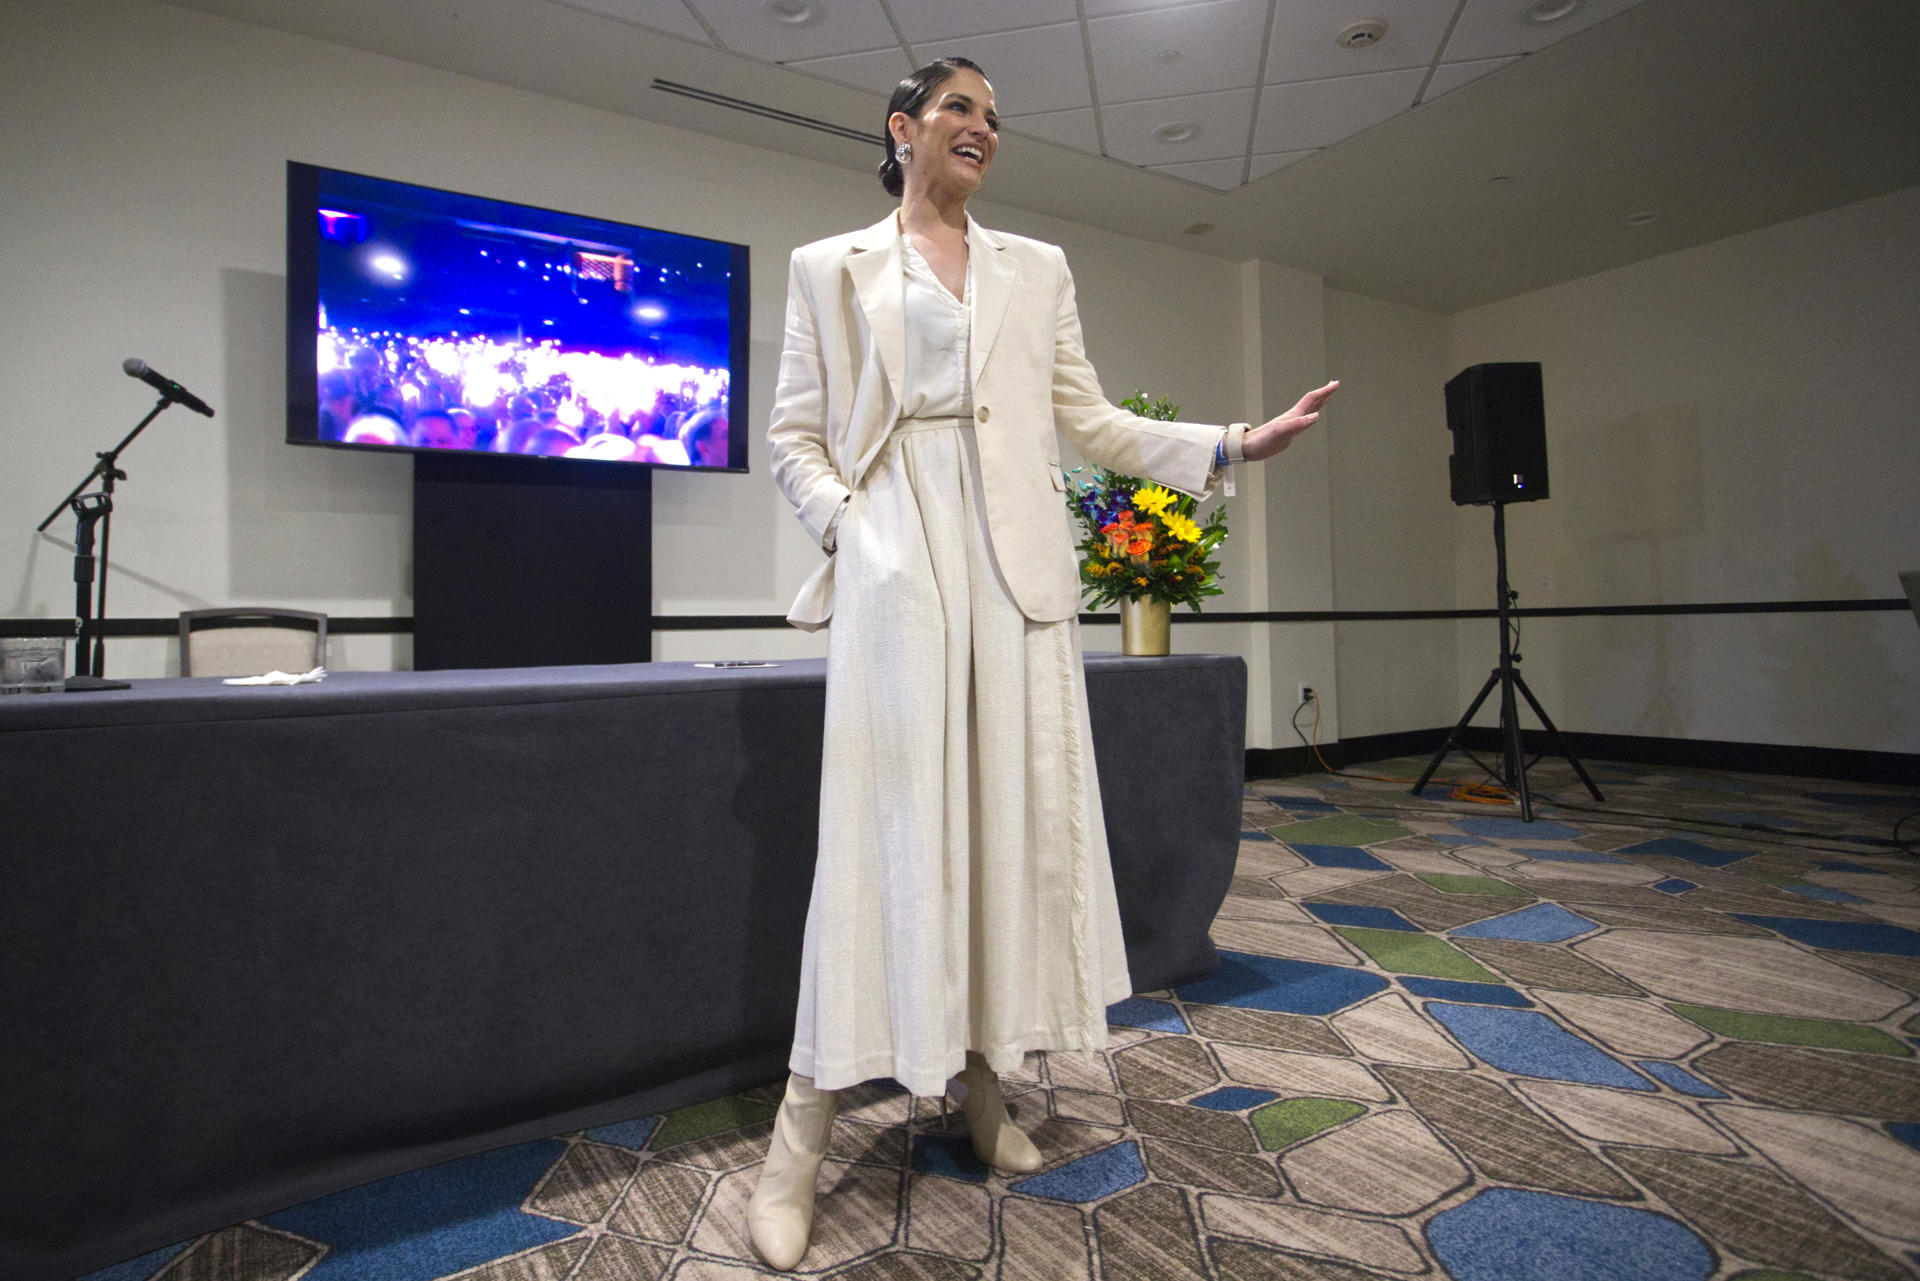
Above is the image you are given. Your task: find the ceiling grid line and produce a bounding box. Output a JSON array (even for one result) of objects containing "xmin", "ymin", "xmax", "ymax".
[
  {"xmin": 1076, "ymin": 0, "xmax": 1110, "ymax": 165},
  {"xmin": 1414, "ymin": 0, "xmax": 1474, "ymax": 108},
  {"xmin": 1239, "ymin": 0, "xmax": 1280, "ymax": 189},
  {"xmin": 872, "ymin": 0, "xmax": 916, "ymax": 74},
  {"xmin": 672, "ymin": 0, "xmax": 721, "ymax": 51}
]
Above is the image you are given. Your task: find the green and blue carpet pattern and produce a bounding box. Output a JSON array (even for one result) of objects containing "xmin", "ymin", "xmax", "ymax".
[{"xmin": 83, "ymin": 758, "xmax": 1920, "ymax": 1280}]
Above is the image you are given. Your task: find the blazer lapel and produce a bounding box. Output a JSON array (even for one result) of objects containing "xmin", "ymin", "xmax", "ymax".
[
  {"xmin": 845, "ymin": 214, "xmax": 906, "ymax": 408},
  {"xmin": 968, "ymin": 217, "xmax": 1016, "ymax": 387}
]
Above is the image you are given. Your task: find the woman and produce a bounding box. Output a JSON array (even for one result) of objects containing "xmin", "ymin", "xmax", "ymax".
[{"xmin": 753, "ymin": 57, "xmax": 1337, "ymax": 1270}]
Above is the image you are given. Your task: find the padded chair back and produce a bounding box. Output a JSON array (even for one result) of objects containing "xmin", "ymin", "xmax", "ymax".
[{"xmin": 179, "ymin": 609, "xmax": 328, "ymax": 678}]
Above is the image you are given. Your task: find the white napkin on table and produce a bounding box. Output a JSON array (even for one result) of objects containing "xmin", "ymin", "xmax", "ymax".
[{"xmin": 222, "ymin": 667, "xmax": 327, "ymax": 686}]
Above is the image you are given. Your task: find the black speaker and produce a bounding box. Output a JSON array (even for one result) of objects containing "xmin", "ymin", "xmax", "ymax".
[{"xmin": 1446, "ymin": 362, "xmax": 1548, "ymax": 506}]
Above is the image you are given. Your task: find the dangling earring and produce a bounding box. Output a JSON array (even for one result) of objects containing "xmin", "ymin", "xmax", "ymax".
[{"xmin": 895, "ymin": 141, "xmax": 912, "ymax": 164}]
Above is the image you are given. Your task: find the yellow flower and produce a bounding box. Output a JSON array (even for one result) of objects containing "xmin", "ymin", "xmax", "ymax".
[
  {"xmin": 1133, "ymin": 484, "xmax": 1177, "ymax": 517},
  {"xmin": 1163, "ymin": 510, "xmax": 1202, "ymax": 543}
]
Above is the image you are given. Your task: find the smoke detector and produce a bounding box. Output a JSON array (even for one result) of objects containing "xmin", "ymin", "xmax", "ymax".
[
  {"xmin": 1337, "ymin": 20, "xmax": 1388, "ymax": 49},
  {"xmin": 1526, "ymin": 0, "xmax": 1583, "ymax": 22},
  {"xmin": 763, "ymin": 0, "xmax": 821, "ymax": 26}
]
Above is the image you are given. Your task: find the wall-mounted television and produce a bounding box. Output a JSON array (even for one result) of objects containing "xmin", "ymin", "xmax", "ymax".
[{"xmin": 285, "ymin": 161, "xmax": 748, "ymax": 471}]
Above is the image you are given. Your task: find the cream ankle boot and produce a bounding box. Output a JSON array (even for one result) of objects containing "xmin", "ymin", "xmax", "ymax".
[
  {"xmin": 747, "ymin": 1073, "xmax": 838, "ymax": 1270},
  {"xmin": 952, "ymin": 1052, "xmax": 1043, "ymax": 1174}
]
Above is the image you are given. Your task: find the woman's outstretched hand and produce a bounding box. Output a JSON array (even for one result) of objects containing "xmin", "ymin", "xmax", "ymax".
[{"xmin": 1243, "ymin": 379, "xmax": 1339, "ymax": 462}]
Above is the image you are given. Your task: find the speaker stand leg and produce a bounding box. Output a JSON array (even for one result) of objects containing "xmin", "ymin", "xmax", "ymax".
[
  {"xmin": 1497, "ymin": 663, "xmax": 1532, "ymax": 822},
  {"xmin": 1411, "ymin": 667, "xmax": 1500, "ymax": 797},
  {"xmin": 1511, "ymin": 670, "xmax": 1604, "ymax": 804}
]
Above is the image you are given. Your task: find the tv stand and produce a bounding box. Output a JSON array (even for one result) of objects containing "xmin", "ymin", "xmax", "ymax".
[{"xmin": 411, "ymin": 452, "xmax": 652, "ymax": 669}]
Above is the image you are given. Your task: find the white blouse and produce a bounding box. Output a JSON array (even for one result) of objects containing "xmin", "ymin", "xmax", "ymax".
[{"xmin": 899, "ymin": 233, "xmax": 973, "ymax": 420}]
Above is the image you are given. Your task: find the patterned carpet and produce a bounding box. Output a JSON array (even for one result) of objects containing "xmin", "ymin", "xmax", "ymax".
[{"xmin": 84, "ymin": 757, "xmax": 1920, "ymax": 1281}]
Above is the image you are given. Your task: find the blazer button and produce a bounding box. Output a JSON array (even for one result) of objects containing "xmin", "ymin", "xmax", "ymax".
[{"xmin": 975, "ymin": 406, "xmax": 990, "ymax": 423}]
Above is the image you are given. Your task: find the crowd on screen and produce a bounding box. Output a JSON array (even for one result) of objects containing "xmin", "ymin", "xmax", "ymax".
[{"xmin": 317, "ymin": 328, "xmax": 730, "ymax": 467}]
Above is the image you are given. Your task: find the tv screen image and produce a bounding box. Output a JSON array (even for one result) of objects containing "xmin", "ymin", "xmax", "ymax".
[{"xmin": 286, "ymin": 162, "xmax": 749, "ymax": 471}]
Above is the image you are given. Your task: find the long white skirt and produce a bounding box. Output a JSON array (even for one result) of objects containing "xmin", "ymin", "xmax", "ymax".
[{"xmin": 788, "ymin": 417, "xmax": 1134, "ymax": 1098}]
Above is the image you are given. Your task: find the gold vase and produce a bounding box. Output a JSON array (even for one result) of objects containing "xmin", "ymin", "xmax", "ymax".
[{"xmin": 1119, "ymin": 596, "xmax": 1171, "ymax": 656}]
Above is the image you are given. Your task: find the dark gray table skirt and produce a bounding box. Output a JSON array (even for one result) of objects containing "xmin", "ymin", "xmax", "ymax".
[{"xmin": 0, "ymin": 654, "xmax": 1245, "ymax": 1280}]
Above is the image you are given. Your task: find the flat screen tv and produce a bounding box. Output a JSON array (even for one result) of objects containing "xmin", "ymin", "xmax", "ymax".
[{"xmin": 285, "ymin": 161, "xmax": 748, "ymax": 471}]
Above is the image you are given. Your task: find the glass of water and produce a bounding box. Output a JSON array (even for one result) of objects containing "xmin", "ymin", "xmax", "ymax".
[{"xmin": 0, "ymin": 639, "xmax": 66, "ymax": 694}]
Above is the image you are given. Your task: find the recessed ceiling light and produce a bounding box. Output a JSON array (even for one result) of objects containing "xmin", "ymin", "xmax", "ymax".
[
  {"xmin": 1153, "ymin": 121, "xmax": 1199, "ymax": 143},
  {"xmin": 1624, "ymin": 210, "xmax": 1662, "ymax": 227},
  {"xmin": 762, "ymin": 0, "xmax": 820, "ymax": 26},
  {"xmin": 1337, "ymin": 20, "xmax": 1387, "ymax": 49},
  {"xmin": 1525, "ymin": 0, "xmax": 1582, "ymax": 23},
  {"xmin": 1155, "ymin": 49, "xmax": 1182, "ymax": 64}
]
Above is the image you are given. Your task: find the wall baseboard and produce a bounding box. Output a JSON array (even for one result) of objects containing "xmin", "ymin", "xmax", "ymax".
[{"xmin": 1247, "ymin": 727, "xmax": 1919, "ymax": 787}]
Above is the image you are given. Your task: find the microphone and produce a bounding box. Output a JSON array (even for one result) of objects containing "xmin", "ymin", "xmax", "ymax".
[{"xmin": 123, "ymin": 358, "xmax": 216, "ymax": 417}]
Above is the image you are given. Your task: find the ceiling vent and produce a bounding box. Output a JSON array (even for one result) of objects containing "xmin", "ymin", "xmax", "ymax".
[
  {"xmin": 651, "ymin": 80, "xmax": 871, "ymax": 146},
  {"xmin": 1337, "ymin": 20, "xmax": 1388, "ymax": 49}
]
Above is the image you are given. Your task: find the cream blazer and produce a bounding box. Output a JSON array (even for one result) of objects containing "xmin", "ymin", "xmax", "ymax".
[{"xmin": 768, "ymin": 212, "xmax": 1224, "ymax": 630}]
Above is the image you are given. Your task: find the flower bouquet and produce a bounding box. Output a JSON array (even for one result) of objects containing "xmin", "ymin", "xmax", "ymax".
[{"xmin": 1064, "ymin": 392, "xmax": 1229, "ymax": 613}]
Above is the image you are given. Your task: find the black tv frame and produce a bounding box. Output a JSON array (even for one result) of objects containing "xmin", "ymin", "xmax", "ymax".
[{"xmin": 284, "ymin": 161, "xmax": 749, "ymax": 474}]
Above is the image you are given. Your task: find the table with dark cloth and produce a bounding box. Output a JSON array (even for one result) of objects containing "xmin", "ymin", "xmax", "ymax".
[{"xmin": 0, "ymin": 654, "xmax": 1245, "ymax": 1280}]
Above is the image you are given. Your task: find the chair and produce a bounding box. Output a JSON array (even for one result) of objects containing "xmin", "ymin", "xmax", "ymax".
[{"xmin": 179, "ymin": 609, "xmax": 328, "ymax": 678}]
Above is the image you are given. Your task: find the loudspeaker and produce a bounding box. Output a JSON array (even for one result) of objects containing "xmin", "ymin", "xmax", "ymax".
[{"xmin": 1446, "ymin": 362, "xmax": 1548, "ymax": 506}]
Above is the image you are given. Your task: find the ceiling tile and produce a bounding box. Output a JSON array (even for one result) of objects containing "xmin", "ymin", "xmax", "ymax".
[
  {"xmin": 1083, "ymin": 0, "xmax": 1215, "ymax": 15},
  {"xmin": 787, "ymin": 44, "xmax": 915, "ymax": 96},
  {"xmin": 1150, "ymin": 156, "xmax": 1246, "ymax": 191},
  {"xmin": 1265, "ymin": 0, "xmax": 1455, "ymax": 84},
  {"xmin": 885, "ymin": 0, "xmax": 1078, "ymax": 44},
  {"xmin": 1423, "ymin": 55, "xmax": 1521, "ymax": 102},
  {"xmin": 1443, "ymin": 0, "xmax": 1657, "ymax": 63},
  {"xmin": 685, "ymin": 0, "xmax": 897, "ymax": 62},
  {"xmin": 929, "ymin": 22, "xmax": 1092, "ymax": 116},
  {"xmin": 1004, "ymin": 107, "xmax": 1101, "ymax": 154},
  {"xmin": 1101, "ymin": 87, "xmax": 1256, "ymax": 165},
  {"xmin": 1249, "ymin": 148, "xmax": 1317, "ymax": 181},
  {"xmin": 1253, "ymin": 66, "xmax": 1424, "ymax": 152},
  {"xmin": 1089, "ymin": 0, "xmax": 1267, "ymax": 105},
  {"xmin": 554, "ymin": 0, "xmax": 714, "ymax": 44}
]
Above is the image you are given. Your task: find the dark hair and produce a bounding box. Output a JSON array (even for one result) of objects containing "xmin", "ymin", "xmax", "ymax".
[{"xmin": 879, "ymin": 57, "xmax": 986, "ymax": 197}]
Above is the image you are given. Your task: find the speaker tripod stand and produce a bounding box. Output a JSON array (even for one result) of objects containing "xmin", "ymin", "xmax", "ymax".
[{"xmin": 1411, "ymin": 501, "xmax": 1603, "ymax": 821}]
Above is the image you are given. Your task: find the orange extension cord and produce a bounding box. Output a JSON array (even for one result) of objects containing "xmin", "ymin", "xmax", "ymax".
[{"xmin": 1296, "ymin": 696, "xmax": 1514, "ymax": 806}]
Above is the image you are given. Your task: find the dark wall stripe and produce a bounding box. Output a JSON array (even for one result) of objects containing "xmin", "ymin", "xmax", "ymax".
[{"xmin": 3, "ymin": 597, "xmax": 1903, "ymax": 639}]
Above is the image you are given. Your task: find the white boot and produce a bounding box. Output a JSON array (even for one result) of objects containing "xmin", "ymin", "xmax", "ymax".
[
  {"xmin": 952, "ymin": 1052, "xmax": 1043, "ymax": 1174},
  {"xmin": 747, "ymin": 1073, "xmax": 838, "ymax": 1270}
]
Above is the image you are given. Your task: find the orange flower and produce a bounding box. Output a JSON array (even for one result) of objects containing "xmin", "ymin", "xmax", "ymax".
[{"xmin": 1102, "ymin": 510, "xmax": 1152, "ymax": 551}]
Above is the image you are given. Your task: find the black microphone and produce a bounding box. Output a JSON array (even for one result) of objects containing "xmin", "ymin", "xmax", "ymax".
[{"xmin": 122, "ymin": 358, "xmax": 216, "ymax": 417}]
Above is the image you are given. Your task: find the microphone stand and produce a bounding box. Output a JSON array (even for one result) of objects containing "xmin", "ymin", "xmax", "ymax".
[{"xmin": 36, "ymin": 394, "xmax": 176, "ymax": 690}]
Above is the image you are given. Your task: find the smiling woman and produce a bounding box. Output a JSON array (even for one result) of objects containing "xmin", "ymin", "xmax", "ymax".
[{"xmin": 750, "ymin": 55, "xmax": 1338, "ymax": 1271}]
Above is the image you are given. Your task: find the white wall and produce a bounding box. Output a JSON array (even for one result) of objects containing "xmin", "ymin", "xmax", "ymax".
[
  {"xmin": 1323, "ymin": 288, "xmax": 1458, "ymax": 740},
  {"xmin": 2, "ymin": 0, "xmax": 1310, "ymax": 743},
  {"xmin": 1444, "ymin": 187, "xmax": 1920, "ymax": 753}
]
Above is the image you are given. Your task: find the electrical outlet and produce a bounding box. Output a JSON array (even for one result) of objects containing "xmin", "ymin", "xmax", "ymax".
[{"xmin": 1298, "ymin": 683, "xmax": 1315, "ymax": 706}]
